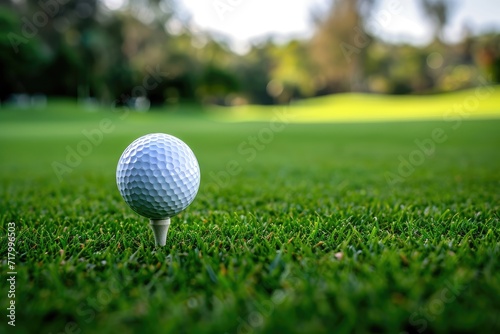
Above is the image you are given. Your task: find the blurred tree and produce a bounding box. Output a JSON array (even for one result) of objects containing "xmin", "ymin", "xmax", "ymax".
[
  {"xmin": 236, "ymin": 42, "xmax": 274, "ymax": 105},
  {"xmin": 1, "ymin": 0, "xmax": 181, "ymax": 102},
  {"xmin": 394, "ymin": 45, "xmax": 434, "ymax": 93},
  {"xmin": 309, "ymin": 0, "xmax": 376, "ymax": 94},
  {"xmin": 0, "ymin": 7, "xmax": 47, "ymax": 100},
  {"xmin": 117, "ymin": 1, "xmax": 201, "ymax": 105},
  {"xmin": 1, "ymin": 0, "xmax": 113, "ymax": 98},
  {"xmin": 421, "ymin": 0, "xmax": 455, "ymax": 43},
  {"xmin": 0, "ymin": 0, "xmax": 497, "ymax": 106},
  {"xmin": 197, "ymin": 65, "xmax": 239, "ymax": 104},
  {"xmin": 162, "ymin": 42, "xmax": 201, "ymax": 103},
  {"xmin": 268, "ymin": 40, "xmax": 315, "ymax": 102},
  {"xmin": 474, "ymin": 33, "xmax": 500, "ymax": 83}
]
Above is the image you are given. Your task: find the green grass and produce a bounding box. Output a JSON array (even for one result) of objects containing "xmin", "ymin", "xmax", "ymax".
[
  {"xmin": 212, "ymin": 86, "xmax": 500, "ymax": 123},
  {"xmin": 0, "ymin": 99, "xmax": 499, "ymax": 334}
]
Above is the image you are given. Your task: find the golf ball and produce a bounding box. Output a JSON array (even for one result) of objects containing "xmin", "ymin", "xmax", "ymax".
[{"xmin": 116, "ymin": 133, "xmax": 200, "ymax": 219}]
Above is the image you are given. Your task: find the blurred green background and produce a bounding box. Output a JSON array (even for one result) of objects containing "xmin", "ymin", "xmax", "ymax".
[
  {"xmin": 1, "ymin": 1, "xmax": 500, "ymax": 333},
  {"xmin": 1, "ymin": 0, "xmax": 499, "ymax": 107}
]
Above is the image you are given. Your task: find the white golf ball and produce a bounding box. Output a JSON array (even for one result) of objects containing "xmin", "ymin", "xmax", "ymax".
[{"xmin": 116, "ymin": 133, "xmax": 200, "ymax": 219}]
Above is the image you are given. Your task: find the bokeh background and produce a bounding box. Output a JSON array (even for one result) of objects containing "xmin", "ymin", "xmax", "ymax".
[
  {"xmin": 1, "ymin": 0, "xmax": 499, "ymax": 107},
  {"xmin": 1, "ymin": 1, "xmax": 500, "ymax": 334}
]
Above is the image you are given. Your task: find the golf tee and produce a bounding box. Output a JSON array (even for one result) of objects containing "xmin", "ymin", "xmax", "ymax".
[{"xmin": 149, "ymin": 218, "xmax": 171, "ymax": 247}]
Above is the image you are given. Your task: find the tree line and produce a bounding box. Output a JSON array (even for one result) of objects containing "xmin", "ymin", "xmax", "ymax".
[{"xmin": 0, "ymin": 0, "xmax": 499, "ymax": 106}]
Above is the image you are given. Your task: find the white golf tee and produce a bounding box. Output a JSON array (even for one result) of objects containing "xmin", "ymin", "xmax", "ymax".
[{"xmin": 149, "ymin": 219, "xmax": 171, "ymax": 246}]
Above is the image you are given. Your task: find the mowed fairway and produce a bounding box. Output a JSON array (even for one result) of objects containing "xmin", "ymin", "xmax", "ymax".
[{"xmin": 0, "ymin": 97, "xmax": 499, "ymax": 333}]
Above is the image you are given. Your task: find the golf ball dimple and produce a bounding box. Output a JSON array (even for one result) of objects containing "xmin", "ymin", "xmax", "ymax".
[{"xmin": 116, "ymin": 133, "xmax": 200, "ymax": 219}]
